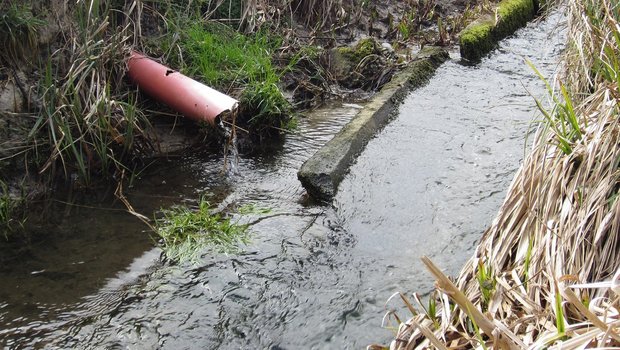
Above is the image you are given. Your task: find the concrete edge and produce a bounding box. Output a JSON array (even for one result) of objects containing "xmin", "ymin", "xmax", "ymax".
[
  {"xmin": 297, "ymin": 47, "xmax": 450, "ymax": 202},
  {"xmin": 459, "ymin": 0, "xmax": 539, "ymax": 61}
]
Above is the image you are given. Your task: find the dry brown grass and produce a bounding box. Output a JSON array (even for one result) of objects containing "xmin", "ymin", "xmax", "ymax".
[{"xmin": 374, "ymin": 0, "xmax": 620, "ymax": 349}]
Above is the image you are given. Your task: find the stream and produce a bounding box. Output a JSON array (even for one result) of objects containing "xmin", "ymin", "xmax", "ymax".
[{"xmin": 0, "ymin": 11, "xmax": 565, "ymax": 350}]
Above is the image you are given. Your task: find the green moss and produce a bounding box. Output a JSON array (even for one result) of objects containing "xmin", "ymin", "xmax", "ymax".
[
  {"xmin": 355, "ymin": 38, "xmax": 377, "ymax": 59},
  {"xmin": 459, "ymin": 0, "xmax": 536, "ymax": 61},
  {"xmin": 496, "ymin": 0, "xmax": 536, "ymax": 38},
  {"xmin": 459, "ymin": 20, "xmax": 495, "ymax": 62}
]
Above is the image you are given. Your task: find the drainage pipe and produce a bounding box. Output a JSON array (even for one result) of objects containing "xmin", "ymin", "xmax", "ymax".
[{"xmin": 127, "ymin": 51, "xmax": 238, "ymax": 125}]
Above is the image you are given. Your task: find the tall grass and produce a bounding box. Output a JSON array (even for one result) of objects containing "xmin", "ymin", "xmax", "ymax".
[
  {"xmin": 377, "ymin": 0, "xmax": 620, "ymax": 348},
  {"xmin": 29, "ymin": 0, "xmax": 154, "ymax": 185}
]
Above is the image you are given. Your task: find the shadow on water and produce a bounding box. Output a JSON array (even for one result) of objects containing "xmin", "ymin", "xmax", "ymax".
[{"xmin": 1, "ymin": 12, "xmax": 565, "ymax": 350}]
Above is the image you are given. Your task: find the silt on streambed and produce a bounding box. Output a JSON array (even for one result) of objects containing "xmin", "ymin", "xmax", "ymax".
[{"xmin": 0, "ymin": 10, "xmax": 565, "ymax": 350}]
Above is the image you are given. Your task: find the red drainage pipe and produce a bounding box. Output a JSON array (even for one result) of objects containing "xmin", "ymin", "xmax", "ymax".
[{"xmin": 127, "ymin": 51, "xmax": 238, "ymax": 125}]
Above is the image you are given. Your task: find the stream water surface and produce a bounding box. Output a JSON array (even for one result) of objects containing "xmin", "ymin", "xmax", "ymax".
[{"xmin": 1, "ymin": 12, "xmax": 565, "ymax": 350}]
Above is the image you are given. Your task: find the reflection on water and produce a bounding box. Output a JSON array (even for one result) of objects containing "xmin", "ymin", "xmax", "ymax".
[{"xmin": 0, "ymin": 12, "xmax": 565, "ymax": 350}]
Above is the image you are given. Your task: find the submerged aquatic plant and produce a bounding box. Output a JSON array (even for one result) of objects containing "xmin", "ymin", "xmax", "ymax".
[{"xmin": 155, "ymin": 197, "xmax": 249, "ymax": 263}]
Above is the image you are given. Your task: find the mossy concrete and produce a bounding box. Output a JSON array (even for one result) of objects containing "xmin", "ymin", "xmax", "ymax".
[
  {"xmin": 459, "ymin": 0, "xmax": 538, "ymax": 61},
  {"xmin": 298, "ymin": 47, "xmax": 449, "ymax": 201}
]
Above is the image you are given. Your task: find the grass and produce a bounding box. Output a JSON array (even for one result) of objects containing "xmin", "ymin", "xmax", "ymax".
[
  {"xmin": 380, "ymin": 0, "xmax": 620, "ymax": 348},
  {"xmin": 180, "ymin": 21, "xmax": 293, "ymax": 129},
  {"xmin": 27, "ymin": 0, "xmax": 154, "ymax": 185},
  {"xmin": 181, "ymin": 22, "xmax": 281, "ymax": 89},
  {"xmin": 0, "ymin": 2, "xmax": 45, "ymax": 66},
  {"xmin": 0, "ymin": 180, "xmax": 24, "ymax": 239},
  {"xmin": 155, "ymin": 197, "xmax": 249, "ymax": 263},
  {"xmin": 527, "ymin": 59, "xmax": 583, "ymax": 154},
  {"xmin": 148, "ymin": 12, "xmax": 294, "ymax": 133},
  {"xmin": 475, "ymin": 260, "xmax": 495, "ymax": 310}
]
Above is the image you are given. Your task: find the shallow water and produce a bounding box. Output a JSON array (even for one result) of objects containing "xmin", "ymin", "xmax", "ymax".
[{"xmin": 0, "ymin": 12, "xmax": 565, "ymax": 350}]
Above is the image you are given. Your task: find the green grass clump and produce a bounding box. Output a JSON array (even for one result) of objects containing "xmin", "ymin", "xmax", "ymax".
[
  {"xmin": 180, "ymin": 22, "xmax": 293, "ymax": 130},
  {"xmin": 181, "ymin": 22, "xmax": 281, "ymax": 88},
  {"xmin": 0, "ymin": 2, "xmax": 45, "ymax": 65},
  {"xmin": 241, "ymin": 79, "xmax": 292, "ymax": 127},
  {"xmin": 475, "ymin": 261, "xmax": 496, "ymax": 311},
  {"xmin": 527, "ymin": 59, "xmax": 582, "ymax": 155},
  {"xmin": 155, "ymin": 197, "xmax": 249, "ymax": 263}
]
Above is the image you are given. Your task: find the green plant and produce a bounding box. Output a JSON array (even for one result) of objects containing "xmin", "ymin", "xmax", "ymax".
[
  {"xmin": 178, "ymin": 21, "xmax": 293, "ymax": 130},
  {"xmin": 0, "ymin": 2, "xmax": 45, "ymax": 65},
  {"xmin": 476, "ymin": 260, "xmax": 496, "ymax": 310},
  {"xmin": 181, "ymin": 22, "xmax": 280, "ymax": 88},
  {"xmin": 522, "ymin": 235, "xmax": 534, "ymax": 288},
  {"xmin": 155, "ymin": 197, "xmax": 249, "ymax": 263},
  {"xmin": 548, "ymin": 287, "xmax": 569, "ymax": 344},
  {"xmin": 29, "ymin": 0, "xmax": 153, "ymax": 185},
  {"xmin": 0, "ymin": 180, "xmax": 24, "ymax": 239},
  {"xmin": 527, "ymin": 60, "xmax": 583, "ymax": 155},
  {"xmin": 425, "ymin": 291, "xmax": 439, "ymax": 328},
  {"xmin": 241, "ymin": 80, "xmax": 292, "ymax": 127},
  {"xmin": 467, "ymin": 311, "xmax": 489, "ymax": 350}
]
